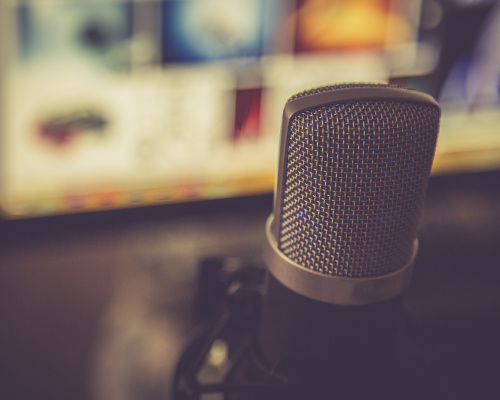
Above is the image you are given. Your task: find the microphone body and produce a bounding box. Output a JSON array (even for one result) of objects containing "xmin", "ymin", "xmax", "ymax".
[
  {"xmin": 173, "ymin": 83, "xmax": 442, "ymax": 400},
  {"xmin": 254, "ymin": 83, "xmax": 441, "ymax": 398}
]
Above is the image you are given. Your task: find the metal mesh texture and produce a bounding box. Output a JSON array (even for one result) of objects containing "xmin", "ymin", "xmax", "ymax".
[
  {"xmin": 278, "ymin": 89, "xmax": 440, "ymax": 278},
  {"xmin": 286, "ymin": 83, "xmax": 408, "ymax": 103}
]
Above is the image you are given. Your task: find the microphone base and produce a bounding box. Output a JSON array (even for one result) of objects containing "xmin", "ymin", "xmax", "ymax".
[
  {"xmin": 174, "ymin": 260, "xmax": 449, "ymax": 400},
  {"xmin": 246, "ymin": 273, "xmax": 446, "ymax": 399},
  {"xmin": 229, "ymin": 344, "xmax": 443, "ymax": 400}
]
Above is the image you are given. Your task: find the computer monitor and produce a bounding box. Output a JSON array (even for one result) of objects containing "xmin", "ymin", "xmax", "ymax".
[{"xmin": 1, "ymin": 0, "xmax": 499, "ymax": 219}]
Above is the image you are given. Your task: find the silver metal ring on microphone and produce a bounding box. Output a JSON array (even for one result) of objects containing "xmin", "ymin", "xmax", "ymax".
[{"xmin": 264, "ymin": 214, "xmax": 417, "ymax": 306}]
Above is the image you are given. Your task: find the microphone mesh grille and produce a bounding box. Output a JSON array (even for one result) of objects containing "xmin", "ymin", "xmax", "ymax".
[
  {"xmin": 278, "ymin": 92, "xmax": 440, "ymax": 278},
  {"xmin": 286, "ymin": 82, "xmax": 405, "ymax": 103}
]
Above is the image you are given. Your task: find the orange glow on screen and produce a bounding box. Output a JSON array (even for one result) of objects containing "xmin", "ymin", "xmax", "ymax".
[{"xmin": 295, "ymin": 0, "xmax": 414, "ymax": 51}]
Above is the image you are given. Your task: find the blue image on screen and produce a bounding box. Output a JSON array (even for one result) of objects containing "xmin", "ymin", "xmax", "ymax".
[{"xmin": 162, "ymin": 0, "xmax": 284, "ymax": 63}]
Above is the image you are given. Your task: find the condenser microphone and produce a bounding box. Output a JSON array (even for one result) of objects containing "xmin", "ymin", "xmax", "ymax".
[
  {"xmin": 255, "ymin": 83, "xmax": 441, "ymax": 399},
  {"xmin": 173, "ymin": 83, "xmax": 442, "ymax": 400}
]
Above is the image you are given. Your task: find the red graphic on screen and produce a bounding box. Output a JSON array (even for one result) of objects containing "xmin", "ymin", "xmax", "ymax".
[{"xmin": 234, "ymin": 88, "xmax": 262, "ymax": 141}]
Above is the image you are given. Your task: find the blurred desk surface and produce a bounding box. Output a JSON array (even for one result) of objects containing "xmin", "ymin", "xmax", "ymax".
[
  {"xmin": 0, "ymin": 195, "xmax": 271, "ymax": 400},
  {"xmin": 0, "ymin": 171, "xmax": 500, "ymax": 400}
]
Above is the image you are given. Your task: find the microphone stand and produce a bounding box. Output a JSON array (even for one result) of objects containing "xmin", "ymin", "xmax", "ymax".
[{"xmin": 173, "ymin": 256, "xmax": 449, "ymax": 400}]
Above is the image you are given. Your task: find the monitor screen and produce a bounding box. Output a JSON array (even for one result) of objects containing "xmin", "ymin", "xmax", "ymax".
[{"xmin": 1, "ymin": 0, "xmax": 499, "ymax": 219}]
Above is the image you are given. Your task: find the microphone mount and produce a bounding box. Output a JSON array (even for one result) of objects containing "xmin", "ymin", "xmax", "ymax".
[{"xmin": 173, "ymin": 256, "xmax": 446, "ymax": 400}]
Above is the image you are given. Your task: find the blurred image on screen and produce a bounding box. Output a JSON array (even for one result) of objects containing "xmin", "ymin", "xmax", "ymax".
[{"xmin": 1, "ymin": 0, "xmax": 499, "ymax": 219}]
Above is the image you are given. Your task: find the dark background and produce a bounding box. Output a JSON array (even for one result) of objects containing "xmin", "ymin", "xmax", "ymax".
[{"xmin": 1, "ymin": 170, "xmax": 500, "ymax": 399}]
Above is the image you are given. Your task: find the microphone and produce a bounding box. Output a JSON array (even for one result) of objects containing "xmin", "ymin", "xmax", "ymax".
[
  {"xmin": 256, "ymin": 83, "xmax": 441, "ymax": 398},
  {"xmin": 174, "ymin": 83, "xmax": 442, "ymax": 400}
]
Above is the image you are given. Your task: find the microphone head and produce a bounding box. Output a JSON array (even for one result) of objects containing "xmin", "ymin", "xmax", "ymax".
[{"xmin": 265, "ymin": 83, "xmax": 441, "ymax": 305}]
